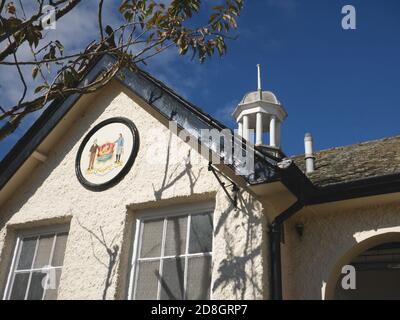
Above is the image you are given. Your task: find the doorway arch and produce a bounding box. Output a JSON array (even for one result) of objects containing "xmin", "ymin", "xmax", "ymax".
[{"xmin": 325, "ymin": 232, "xmax": 400, "ymax": 300}]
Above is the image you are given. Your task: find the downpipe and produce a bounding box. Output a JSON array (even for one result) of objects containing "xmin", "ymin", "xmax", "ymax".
[{"xmin": 269, "ymin": 201, "xmax": 304, "ymax": 300}]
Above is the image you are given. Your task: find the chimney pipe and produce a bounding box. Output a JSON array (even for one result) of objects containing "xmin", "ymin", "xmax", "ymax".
[{"xmin": 304, "ymin": 133, "xmax": 315, "ymax": 174}]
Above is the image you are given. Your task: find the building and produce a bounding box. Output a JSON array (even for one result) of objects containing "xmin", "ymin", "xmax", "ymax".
[{"xmin": 1, "ymin": 55, "xmax": 400, "ymax": 300}]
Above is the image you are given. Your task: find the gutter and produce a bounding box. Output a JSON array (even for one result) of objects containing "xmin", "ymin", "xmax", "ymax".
[{"xmin": 308, "ymin": 172, "xmax": 400, "ymax": 205}]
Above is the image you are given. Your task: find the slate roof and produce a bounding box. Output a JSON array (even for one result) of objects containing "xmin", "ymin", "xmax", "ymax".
[{"xmin": 292, "ymin": 135, "xmax": 400, "ymax": 187}]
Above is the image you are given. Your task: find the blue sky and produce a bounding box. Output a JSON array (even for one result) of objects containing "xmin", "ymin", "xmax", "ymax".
[{"xmin": 1, "ymin": 0, "xmax": 400, "ymax": 160}]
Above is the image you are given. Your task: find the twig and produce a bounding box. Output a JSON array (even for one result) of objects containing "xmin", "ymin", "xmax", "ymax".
[{"xmin": 98, "ymin": 0, "xmax": 104, "ymax": 41}]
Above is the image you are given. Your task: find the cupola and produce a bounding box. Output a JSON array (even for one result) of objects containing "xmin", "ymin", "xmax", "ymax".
[{"xmin": 232, "ymin": 64, "xmax": 287, "ymax": 151}]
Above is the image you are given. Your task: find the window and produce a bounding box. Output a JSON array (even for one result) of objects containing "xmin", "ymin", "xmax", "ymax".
[
  {"xmin": 129, "ymin": 204, "xmax": 214, "ymax": 300},
  {"xmin": 4, "ymin": 227, "xmax": 69, "ymax": 300}
]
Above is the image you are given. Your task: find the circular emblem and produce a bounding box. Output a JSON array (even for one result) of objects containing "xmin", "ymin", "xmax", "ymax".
[{"xmin": 75, "ymin": 117, "xmax": 139, "ymax": 191}]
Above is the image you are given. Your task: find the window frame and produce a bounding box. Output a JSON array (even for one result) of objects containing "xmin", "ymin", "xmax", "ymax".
[
  {"xmin": 128, "ymin": 202, "xmax": 215, "ymax": 300},
  {"xmin": 3, "ymin": 225, "xmax": 69, "ymax": 300}
]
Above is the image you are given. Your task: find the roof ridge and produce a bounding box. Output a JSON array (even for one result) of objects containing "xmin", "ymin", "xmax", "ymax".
[{"xmin": 291, "ymin": 134, "xmax": 400, "ymax": 158}]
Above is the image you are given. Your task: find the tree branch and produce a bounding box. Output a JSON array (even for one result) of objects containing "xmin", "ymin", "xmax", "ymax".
[
  {"xmin": 0, "ymin": 0, "xmax": 6, "ymax": 14},
  {"xmin": 0, "ymin": 0, "xmax": 81, "ymax": 61},
  {"xmin": 0, "ymin": 0, "xmax": 44, "ymax": 43},
  {"xmin": 98, "ymin": 0, "xmax": 104, "ymax": 40},
  {"xmin": 0, "ymin": 0, "xmax": 244, "ymax": 140}
]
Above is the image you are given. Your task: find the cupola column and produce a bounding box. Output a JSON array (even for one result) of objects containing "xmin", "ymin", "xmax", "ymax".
[
  {"xmin": 269, "ymin": 115, "xmax": 277, "ymax": 147},
  {"xmin": 243, "ymin": 115, "xmax": 250, "ymax": 141},
  {"xmin": 276, "ymin": 120, "xmax": 281, "ymax": 148},
  {"xmin": 256, "ymin": 112, "xmax": 263, "ymax": 145},
  {"xmin": 238, "ymin": 121, "xmax": 243, "ymax": 137}
]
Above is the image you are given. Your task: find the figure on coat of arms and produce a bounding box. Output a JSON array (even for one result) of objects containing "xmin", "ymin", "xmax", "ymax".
[
  {"xmin": 114, "ymin": 133, "xmax": 124, "ymax": 163},
  {"xmin": 88, "ymin": 139, "xmax": 99, "ymax": 170}
]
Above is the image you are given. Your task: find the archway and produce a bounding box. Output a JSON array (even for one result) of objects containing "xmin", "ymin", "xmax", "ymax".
[{"xmin": 325, "ymin": 232, "xmax": 400, "ymax": 300}]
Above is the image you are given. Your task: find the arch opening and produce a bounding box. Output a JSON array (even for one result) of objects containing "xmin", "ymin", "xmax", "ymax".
[{"xmin": 324, "ymin": 232, "xmax": 400, "ymax": 300}]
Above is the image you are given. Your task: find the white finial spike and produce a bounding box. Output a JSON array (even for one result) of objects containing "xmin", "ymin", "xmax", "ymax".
[{"xmin": 257, "ymin": 64, "xmax": 262, "ymax": 100}]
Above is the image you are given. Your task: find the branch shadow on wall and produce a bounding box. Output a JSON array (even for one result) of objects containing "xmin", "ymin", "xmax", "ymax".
[
  {"xmin": 76, "ymin": 218, "xmax": 119, "ymax": 300},
  {"xmin": 212, "ymin": 191, "xmax": 263, "ymax": 300},
  {"xmin": 152, "ymin": 132, "xmax": 203, "ymax": 201}
]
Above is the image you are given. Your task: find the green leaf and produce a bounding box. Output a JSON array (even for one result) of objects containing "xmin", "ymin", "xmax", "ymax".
[
  {"xmin": 105, "ymin": 25, "xmax": 114, "ymax": 36},
  {"xmin": 34, "ymin": 85, "xmax": 48, "ymax": 94},
  {"xmin": 55, "ymin": 40, "xmax": 64, "ymax": 54},
  {"xmin": 6, "ymin": 17, "xmax": 22, "ymax": 30},
  {"xmin": 32, "ymin": 66, "xmax": 39, "ymax": 79},
  {"xmin": 124, "ymin": 11, "xmax": 133, "ymax": 22}
]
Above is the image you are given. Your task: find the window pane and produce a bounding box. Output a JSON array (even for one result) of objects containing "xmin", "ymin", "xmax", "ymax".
[
  {"xmin": 160, "ymin": 258, "xmax": 185, "ymax": 300},
  {"xmin": 52, "ymin": 233, "xmax": 68, "ymax": 267},
  {"xmin": 135, "ymin": 260, "xmax": 160, "ymax": 300},
  {"xmin": 189, "ymin": 212, "xmax": 213, "ymax": 254},
  {"xmin": 164, "ymin": 216, "xmax": 187, "ymax": 256},
  {"xmin": 33, "ymin": 235, "xmax": 54, "ymax": 268},
  {"xmin": 44, "ymin": 269, "xmax": 62, "ymax": 300},
  {"xmin": 17, "ymin": 237, "xmax": 37, "ymax": 270},
  {"xmin": 27, "ymin": 272, "xmax": 47, "ymax": 300},
  {"xmin": 140, "ymin": 219, "xmax": 163, "ymax": 258},
  {"xmin": 186, "ymin": 256, "xmax": 212, "ymax": 300},
  {"xmin": 10, "ymin": 272, "xmax": 30, "ymax": 300}
]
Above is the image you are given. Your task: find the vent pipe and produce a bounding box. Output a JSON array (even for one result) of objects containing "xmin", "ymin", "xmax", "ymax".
[{"xmin": 304, "ymin": 133, "xmax": 315, "ymax": 174}]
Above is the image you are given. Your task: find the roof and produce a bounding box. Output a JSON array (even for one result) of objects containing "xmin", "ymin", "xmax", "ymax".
[
  {"xmin": 240, "ymin": 91, "xmax": 280, "ymax": 105},
  {"xmin": 292, "ymin": 135, "xmax": 400, "ymax": 187}
]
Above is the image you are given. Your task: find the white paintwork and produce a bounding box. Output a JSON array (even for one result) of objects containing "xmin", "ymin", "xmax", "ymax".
[
  {"xmin": 256, "ymin": 112, "xmax": 263, "ymax": 145},
  {"xmin": 257, "ymin": 64, "xmax": 263, "ymax": 100},
  {"xmin": 304, "ymin": 133, "xmax": 315, "ymax": 174},
  {"xmin": 269, "ymin": 116, "xmax": 277, "ymax": 147},
  {"xmin": 238, "ymin": 121, "xmax": 243, "ymax": 137},
  {"xmin": 128, "ymin": 202, "xmax": 214, "ymax": 300},
  {"xmin": 243, "ymin": 115, "xmax": 250, "ymax": 142},
  {"xmin": 3, "ymin": 225, "xmax": 69, "ymax": 300},
  {"xmin": 232, "ymin": 66, "xmax": 287, "ymax": 149}
]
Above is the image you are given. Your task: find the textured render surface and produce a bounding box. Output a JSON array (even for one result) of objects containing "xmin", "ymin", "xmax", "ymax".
[
  {"xmin": 281, "ymin": 200, "xmax": 400, "ymax": 300},
  {"xmin": 0, "ymin": 81, "xmax": 268, "ymax": 300},
  {"xmin": 211, "ymin": 188, "xmax": 268, "ymax": 300}
]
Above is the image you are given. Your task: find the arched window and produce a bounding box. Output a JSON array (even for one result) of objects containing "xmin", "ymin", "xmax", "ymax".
[{"xmin": 334, "ymin": 242, "xmax": 400, "ymax": 300}]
